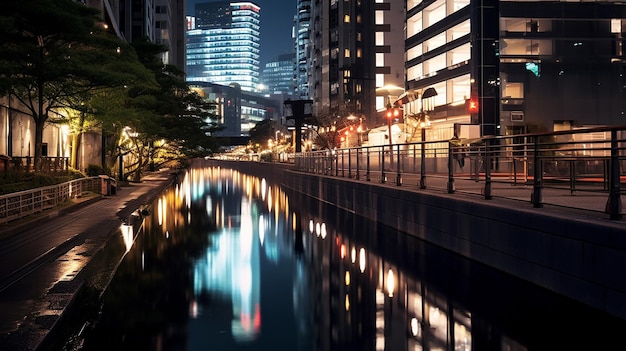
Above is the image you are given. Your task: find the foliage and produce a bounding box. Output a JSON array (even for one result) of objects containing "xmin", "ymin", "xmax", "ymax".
[
  {"xmin": 0, "ymin": 0, "xmax": 155, "ymax": 168},
  {"xmin": 86, "ymin": 164, "xmax": 109, "ymax": 177},
  {"xmin": 114, "ymin": 39, "xmax": 221, "ymax": 181},
  {"xmin": 305, "ymin": 105, "xmax": 360, "ymax": 150},
  {"xmin": 248, "ymin": 119, "xmax": 276, "ymax": 147},
  {"xmin": 0, "ymin": 170, "xmax": 84, "ymax": 194}
]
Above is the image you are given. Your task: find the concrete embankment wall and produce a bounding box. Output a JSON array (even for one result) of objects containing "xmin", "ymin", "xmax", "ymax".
[{"xmin": 200, "ymin": 159, "xmax": 626, "ymax": 320}]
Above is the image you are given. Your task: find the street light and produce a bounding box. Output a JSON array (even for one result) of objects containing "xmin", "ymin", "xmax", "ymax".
[
  {"xmin": 419, "ymin": 87, "xmax": 437, "ymax": 189},
  {"xmin": 385, "ymin": 98, "xmax": 401, "ymax": 148}
]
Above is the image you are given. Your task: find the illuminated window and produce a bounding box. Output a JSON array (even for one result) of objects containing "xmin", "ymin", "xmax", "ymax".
[
  {"xmin": 376, "ymin": 74, "xmax": 384, "ymax": 87},
  {"xmin": 407, "ymin": 63, "xmax": 422, "ymax": 81},
  {"xmin": 424, "ymin": 32, "xmax": 446, "ymax": 54},
  {"xmin": 407, "ymin": 12, "xmax": 422, "ymax": 38},
  {"xmin": 449, "ymin": 43, "xmax": 471, "ymax": 66},
  {"xmin": 424, "ymin": 0, "xmax": 446, "ymax": 28},
  {"xmin": 501, "ymin": 39, "xmax": 552, "ymax": 55},
  {"xmin": 450, "ymin": 74, "xmax": 470, "ymax": 103},
  {"xmin": 447, "ymin": 20, "xmax": 470, "ymax": 41},
  {"xmin": 376, "ymin": 53, "xmax": 385, "ymax": 67},
  {"xmin": 424, "ymin": 53, "xmax": 446, "ymax": 76},
  {"xmin": 612, "ymin": 19, "xmax": 622, "ymax": 33},
  {"xmin": 503, "ymin": 82, "xmax": 524, "ymax": 98},
  {"xmin": 375, "ymin": 10, "xmax": 384, "ymax": 25},
  {"xmin": 344, "ymin": 14, "xmax": 350, "ymax": 23},
  {"xmin": 376, "ymin": 32, "xmax": 384, "ymax": 46},
  {"xmin": 407, "ymin": 44, "xmax": 422, "ymax": 61},
  {"xmin": 345, "ymin": 48, "xmax": 350, "ymax": 58}
]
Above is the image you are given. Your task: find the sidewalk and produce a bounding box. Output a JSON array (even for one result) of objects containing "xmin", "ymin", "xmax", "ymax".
[{"xmin": 0, "ymin": 169, "xmax": 178, "ymax": 351}]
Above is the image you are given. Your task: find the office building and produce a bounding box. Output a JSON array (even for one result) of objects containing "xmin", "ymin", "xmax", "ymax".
[
  {"xmin": 294, "ymin": 0, "xmax": 312, "ymax": 99},
  {"xmin": 308, "ymin": 0, "xmax": 405, "ymax": 127},
  {"xmin": 189, "ymin": 82, "xmax": 282, "ymax": 138},
  {"xmin": 402, "ymin": 0, "xmax": 626, "ymax": 141},
  {"xmin": 261, "ymin": 53, "xmax": 296, "ymax": 98},
  {"xmin": 186, "ymin": 1, "xmax": 261, "ymax": 92}
]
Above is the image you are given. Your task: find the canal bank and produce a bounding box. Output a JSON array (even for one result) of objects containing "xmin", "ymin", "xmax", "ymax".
[
  {"xmin": 0, "ymin": 169, "xmax": 179, "ymax": 351},
  {"xmin": 200, "ymin": 159, "xmax": 626, "ymax": 321}
]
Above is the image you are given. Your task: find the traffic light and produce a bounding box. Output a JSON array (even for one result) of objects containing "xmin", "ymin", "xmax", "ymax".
[{"xmin": 466, "ymin": 98, "xmax": 478, "ymax": 114}]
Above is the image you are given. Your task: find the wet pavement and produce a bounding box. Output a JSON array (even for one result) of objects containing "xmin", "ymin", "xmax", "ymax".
[{"xmin": 0, "ymin": 170, "xmax": 177, "ymax": 351}]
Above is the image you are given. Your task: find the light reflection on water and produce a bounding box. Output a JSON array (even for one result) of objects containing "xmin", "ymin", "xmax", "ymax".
[{"xmin": 82, "ymin": 166, "xmax": 626, "ymax": 351}]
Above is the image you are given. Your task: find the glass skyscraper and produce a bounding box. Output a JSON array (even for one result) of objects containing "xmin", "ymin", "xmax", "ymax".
[{"xmin": 186, "ymin": 1, "xmax": 261, "ymax": 92}]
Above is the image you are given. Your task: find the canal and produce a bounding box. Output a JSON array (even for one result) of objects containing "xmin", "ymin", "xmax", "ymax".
[{"xmin": 80, "ymin": 165, "xmax": 626, "ymax": 350}]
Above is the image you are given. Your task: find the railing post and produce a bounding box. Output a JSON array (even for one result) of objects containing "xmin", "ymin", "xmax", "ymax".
[
  {"xmin": 396, "ymin": 144, "xmax": 402, "ymax": 186},
  {"xmin": 569, "ymin": 160, "xmax": 576, "ymax": 194},
  {"xmin": 381, "ymin": 146, "xmax": 386, "ymax": 183},
  {"xmin": 348, "ymin": 149, "xmax": 352, "ymax": 178},
  {"xmin": 341, "ymin": 149, "xmax": 345, "ymax": 177},
  {"xmin": 483, "ymin": 139, "xmax": 492, "ymax": 200},
  {"xmin": 335, "ymin": 150, "xmax": 339, "ymax": 177},
  {"xmin": 420, "ymin": 132, "xmax": 426, "ymax": 189},
  {"xmin": 447, "ymin": 142, "xmax": 455, "ymax": 193},
  {"xmin": 532, "ymin": 136, "xmax": 543, "ymax": 208},
  {"xmin": 356, "ymin": 148, "xmax": 360, "ymax": 180},
  {"xmin": 366, "ymin": 149, "xmax": 371, "ymax": 181},
  {"xmin": 606, "ymin": 129, "xmax": 622, "ymax": 220}
]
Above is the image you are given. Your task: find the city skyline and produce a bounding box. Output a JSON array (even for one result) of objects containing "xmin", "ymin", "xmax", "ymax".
[{"xmin": 186, "ymin": 0, "xmax": 296, "ymax": 66}]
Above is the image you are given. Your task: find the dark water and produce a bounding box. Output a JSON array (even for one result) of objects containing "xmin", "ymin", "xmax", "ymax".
[{"xmin": 81, "ymin": 166, "xmax": 626, "ymax": 351}]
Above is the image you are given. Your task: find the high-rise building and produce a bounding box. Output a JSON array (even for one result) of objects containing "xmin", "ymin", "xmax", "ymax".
[
  {"xmin": 308, "ymin": 0, "xmax": 405, "ymax": 127},
  {"xmin": 294, "ymin": 0, "xmax": 312, "ymax": 99},
  {"xmin": 85, "ymin": 0, "xmax": 187, "ymax": 73},
  {"xmin": 402, "ymin": 0, "xmax": 626, "ymax": 140},
  {"xmin": 155, "ymin": 0, "xmax": 187, "ymax": 71},
  {"xmin": 261, "ymin": 53, "xmax": 296, "ymax": 98},
  {"xmin": 186, "ymin": 1, "xmax": 261, "ymax": 92}
]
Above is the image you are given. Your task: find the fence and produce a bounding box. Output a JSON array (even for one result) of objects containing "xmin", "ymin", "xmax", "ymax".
[
  {"xmin": 0, "ymin": 156, "xmax": 70, "ymax": 173},
  {"xmin": 0, "ymin": 177, "xmax": 101, "ymax": 224},
  {"xmin": 294, "ymin": 125, "xmax": 626, "ymax": 220}
]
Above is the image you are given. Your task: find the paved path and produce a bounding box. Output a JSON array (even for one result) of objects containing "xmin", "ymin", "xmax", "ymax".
[{"xmin": 0, "ymin": 170, "xmax": 176, "ymax": 351}]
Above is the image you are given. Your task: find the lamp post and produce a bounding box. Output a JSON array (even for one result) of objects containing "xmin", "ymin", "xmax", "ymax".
[
  {"xmin": 385, "ymin": 99, "xmax": 400, "ymax": 148},
  {"xmin": 419, "ymin": 87, "xmax": 437, "ymax": 189}
]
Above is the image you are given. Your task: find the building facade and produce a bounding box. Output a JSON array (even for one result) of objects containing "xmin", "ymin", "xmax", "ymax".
[
  {"xmin": 402, "ymin": 0, "xmax": 626, "ymax": 141},
  {"xmin": 307, "ymin": 0, "xmax": 405, "ymax": 128},
  {"xmin": 190, "ymin": 82, "xmax": 282, "ymax": 138},
  {"xmin": 261, "ymin": 53, "xmax": 296, "ymax": 98},
  {"xmin": 186, "ymin": 1, "xmax": 261, "ymax": 92},
  {"xmin": 294, "ymin": 0, "xmax": 312, "ymax": 99}
]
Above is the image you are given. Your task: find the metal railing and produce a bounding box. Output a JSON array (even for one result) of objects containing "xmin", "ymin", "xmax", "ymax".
[
  {"xmin": 294, "ymin": 125, "xmax": 626, "ymax": 220},
  {"xmin": 0, "ymin": 177, "xmax": 101, "ymax": 224},
  {"xmin": 0, "ymin": 156, "xmax": 70, "ymax": 173}
]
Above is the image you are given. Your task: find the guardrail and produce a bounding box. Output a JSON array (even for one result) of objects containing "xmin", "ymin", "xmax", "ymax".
[
  {"xmin": 0, "ymin": 177, "xmax": 101, "ymax": 224},
  {"xmin": 294, "ymin": 125, "xmax": 626, "ymax": 220}
]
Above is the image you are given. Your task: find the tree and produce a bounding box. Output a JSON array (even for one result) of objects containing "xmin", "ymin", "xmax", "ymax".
[
  {"xmin": 248, "ymin": 119, "xmax": 275, "ymax": 149},
  {"xmin": 115, "ymin": 39, "xmax": 221, "ymax": 180},
  {"xmin": 0, "ymin": 0, "xmax": 155, "ymax": 169},
  {"xmin": 304, "ymin": 105, "xmax": 361, "ymax": 150}
]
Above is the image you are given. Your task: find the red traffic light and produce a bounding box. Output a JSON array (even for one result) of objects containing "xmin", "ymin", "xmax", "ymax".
[{"xmin": 467, "ymin": 99, "xmax": 478, "ymax": 114}]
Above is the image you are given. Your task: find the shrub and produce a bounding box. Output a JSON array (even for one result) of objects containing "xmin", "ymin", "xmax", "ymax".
[{"xmin": 86, "ymin": 164, "xmax": 109, "ymax": 176}]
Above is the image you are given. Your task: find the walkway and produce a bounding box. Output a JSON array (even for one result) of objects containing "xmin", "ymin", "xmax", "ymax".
[{"xmin": 0, "ymin": 170, "xmax": 176, "ymax": 351}]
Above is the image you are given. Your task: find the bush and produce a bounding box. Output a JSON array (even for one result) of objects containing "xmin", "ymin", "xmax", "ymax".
[{"xmin": 86, "ymin": 164, "xmax": 109, "ymax": 177}]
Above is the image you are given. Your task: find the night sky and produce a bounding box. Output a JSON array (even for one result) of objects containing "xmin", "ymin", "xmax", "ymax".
[{"xmin": 186, "ymin": 0, "xmax": 297, "ymax": 66}]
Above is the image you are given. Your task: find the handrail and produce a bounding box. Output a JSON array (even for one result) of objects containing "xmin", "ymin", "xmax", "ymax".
[
  {"xmin": 0, "ymin": 177, "xmax": 101, "ymax": 225},
  {"xmin": 293, "ymin": 125, "xmax": 626, "ymax": 220}
]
